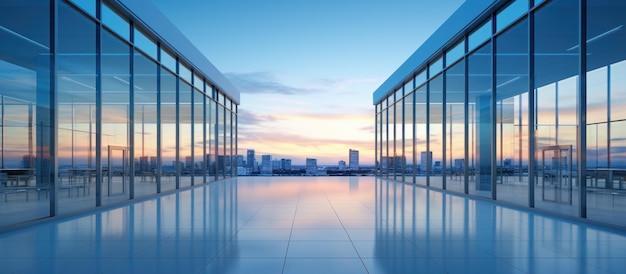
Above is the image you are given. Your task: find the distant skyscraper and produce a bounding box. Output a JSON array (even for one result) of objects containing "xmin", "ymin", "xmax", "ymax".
[
  {"xmin": 246, "ymin": 149, "xmax": 255, "ymax": 171},
  {"xmin": 271, "ymin": 160, "xmax": 281, "ymax": 170},
  {"xmin": 306, "ymin": 158, "xmax": 317, "ymax": 175},
  {"xmin": 261, "ymin": 155, "xmax": 272, "ymax": 175},
  {"xmin": 237, "ymin": 155, "xmax": 244, "ymax": 168},
  {"xmin": 420, "ymin": 151, "xmax": 432, "ymax": 174},
  {"xmin": 280, "ymin": 159, "xmax": 292, "ymax": 170},
  {"xmin": 349, "ymin": 149, "xmax": 359, "ymax": 169},
  {"xmin": 338, "ymin": 160, "xmax": 347, "ymax": 171}
]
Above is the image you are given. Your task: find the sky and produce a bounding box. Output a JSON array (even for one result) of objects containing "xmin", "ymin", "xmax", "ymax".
[{"xmin": 150, "ymin": 0, "xmax": 465, "ymax": 165}]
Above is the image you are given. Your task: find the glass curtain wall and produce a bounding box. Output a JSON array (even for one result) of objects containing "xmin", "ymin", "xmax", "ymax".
[
  {"xmin": 404, "ymin": 91, "xmax": 415, "ymax": 183},
  {"xmin": 133, "ymin": 50, "xmax": 158, "ymax": 197},
  {"xmin": 179, "ymin": 78, "xmax": 192, "ymax": 188},
  {"xmin": 217, "ymin": 100, "xmax": 224, "ymax": 180},
  {"xmin": 446, "ymin": 60, "xmax": 466, "ymax": 193},
  {"xmin": 415, "ymin": 84, "xmax": 427, "ymax": 185},
  {"xmin": 194, "ymin": 87, "xmax": 204, "ymax": 184},
  {"xmin": 0, "ymin": 0, "xmax": 52, "ymax": 225},
  {"xmin": 207, "ymin": 92, "xmax": 216, "ymax": 181},
  {"xmin": 429, "ymin": 75, "xmax": 444, "ymax": 189},
  {"xmin": 382, "ymin": 100, "xmax": 388, "ymax": 178},
  {"xmin": 393, "ymin": 92, "xmax": 402, "ymax": 180},
  {"xmin": 468, "ymin": 41, "xmax": 493, "ymax": 199},
  {"xmin": 56, "ymin": 1, "xmax": 96, "ymax": 215},
  {"xmin": 495, "ymin": 18, "xmax": 529, "ymax": 206},
  {"xmin": 225, "ymin": 101, "xmax": 232, "ymax": 178},
  {"xmin": 533, "ymin": 0, "xmax": 579, "ymax": 216},
  {"xmin": 100, "ymin": 27, "xmax": 131, "ymax": 205},
  {"xmin": 586, "ymin": 0, "xmax": 626, "ymax": 225},
  {"xmin": 160, "ymin": 67, "xmax": 177, "ymax": 192}
]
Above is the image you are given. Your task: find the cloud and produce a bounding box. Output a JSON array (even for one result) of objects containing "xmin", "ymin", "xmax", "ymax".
[
  {"xmin": 237, "ymin": 109, "xmax": 280, "ymax": 126},
  {"xmin": 224, "ymin": 71, "xmax": 315, "ymax": 95}
]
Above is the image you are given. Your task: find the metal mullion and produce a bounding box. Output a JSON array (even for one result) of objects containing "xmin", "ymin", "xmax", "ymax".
[
  {"xmin": 442, "ymin": 55, "xmax": 447, "ymax": 190},
  {"xmin": 95, "ymin": 0, "xmax": 103, "ymax": 207},
  {"xmin": 156, "ymin": 48, "xmax": 162, "ymax": 193},
  {"xmin": 491, "ymin": 17, "xmax": 497, "ymax": 201},
  {"xmin": 528, "ymin": 6, "xmax": 535, "ymax": 208},
  {"xmin": 578, "ymin": 0, "xmax": 588, "ymax": 218},
  {"xmin": 129, "ymin": 21, "xmax": 135, "ymax": 199},
  {"xmin": 464, "ymin": 36, "xmax": 469, "ymax": 195}
]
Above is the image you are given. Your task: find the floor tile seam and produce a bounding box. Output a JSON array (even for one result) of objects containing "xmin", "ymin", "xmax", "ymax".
[
  {"xmin": 322, "ymin": 190, "xmax": 370, "ymax": 274},
  {"xmin": 282, "ymin": 192, "xmax": 301, "ymax": 274}
]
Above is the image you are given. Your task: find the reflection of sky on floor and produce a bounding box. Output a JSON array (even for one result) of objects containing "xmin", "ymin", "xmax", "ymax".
[{"xmin": 1, "ymin": 176, "xmax": 625, "ymax": 273}]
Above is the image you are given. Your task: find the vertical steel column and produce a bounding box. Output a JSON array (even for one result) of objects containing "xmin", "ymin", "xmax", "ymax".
[
  {"xmin": 128, "ymin": 22, "xmax": 135, "ymax": 199},
  {"xmin": 442, "ymin": 55, "xmax": 447, "ymax": 190},
  {"xmin": 528, "ymin": 5, "xmax": 536, "ymax": 207},
  {"xmin": 50, "ymin": 0, "xmax": 59, "ymax": 215},
  {"xmin": 413, "ymin": 83, "xmax": 417, "ymax": 184},
  {"xmin": 491, "ymin": 16, "xmax": 497, "ymax": 201},
  {"xmin": 175, "ymin": 59, "xmax": 180, "ymax": 189},
  {"xmin": 156, "ymin": 47, "xmax": 162, "ymax": 193},
  {"xmin": 578, "ymin": 0, "xmax": 588, "ymax": 218},
  {"xmin": 464, "ymin": 38, "xmax": 470, "ymax": 195},
  {"xmin": 95, "ymin": 0, "xmax": 103, "ymax": 207}
]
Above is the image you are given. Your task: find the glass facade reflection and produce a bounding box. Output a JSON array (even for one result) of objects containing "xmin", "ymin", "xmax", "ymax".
[
  {"xmin": 0, "ymin": 0, "xmax": 239, "ymax": 228},
  {"xmin": 374, "ymin": 0, "xmax": 626, "ymax": 228}
]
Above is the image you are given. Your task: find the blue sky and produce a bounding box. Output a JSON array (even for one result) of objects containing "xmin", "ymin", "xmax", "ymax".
[{"xmin": 150, "ymin": 0, "xmax": 464, "ymax": 165}]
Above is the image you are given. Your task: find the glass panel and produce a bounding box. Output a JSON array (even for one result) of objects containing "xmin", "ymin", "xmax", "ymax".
[
  {"xmin": 495, "ymin": 18, "xmax": 529, "ymax": 206},
  {"xmin": 394, "ymin": 100, "xmax": 403, "ymax": 180},
  {"xmin": 225, "ymin": 109, "xmax": 232, "ymax": 178},
  {"xmin": 403, "ymin": 80, "xmax": 413, "ymax": 94},
  {"xmin": 179, "ymin": 80, "xmax": 192, "ymax": 188},
  {"xmin": 469, "ymin": 19, "xmax": 492, "ymax": 52},
  {"xmin": 206, "ymin": 98, "xmax": 215, "ymax": 181},
  {"xmin": 586, "ymin": 0, "xmax": 626, "ymax": 226},
  {"xmin": 415, "ymin": 70, "xmax": 427, "ymax": 88},
  {"xmin": 468, "ymin": 42, "xmax": 493, "ymax": 198},
  {"xmin": 194, "ymin": 91, "xmax": 204, "ymax": 184},
  {"xmin": 68, "ymin": 0, "xmax": 95, "ymax": 17},
  {"xmin": 415, "ymin": 84, "xmax": 427, "ymax": 186},
  {"xmin": 194, "ymin": 73, "xmax": 204, "ymax": 92},
  {"xmin": 429, "ymin": 56, "xmax": 443, "ymax": 78},
  {"xmin": 160, "ymin": 49, "xmax": 176, "ymax": 73},
  {"xmin": 160, "ymin": 68, "xmax": 177, "ymax": 192},
  {"xmin": 101, "ymin": 3, "xmax": 129, "ymax": 41},
  {"xmin": 496, "ymin": 0, "xmax": 529, "ymax": 32},
  {"xmin": 429, "ymin": 75, "xmax": 444, "ymax": 189},
  {"xmin": 217, "ymin": 104, "xmax": 225, "ymax": 179},
  {"xmin": 179, "ymin": 65, "xmax": 192, "ymax": 85},
  {"xmin": 403, "ymin": 92, "xmax": 415, "ymax": 183},
  {"xmin": 446, "ymin": 40, "xmax": 465, "ymax": 67},
  {"xmin": 382, "ymin": 108, "xmax": 388, "ymax": 177},
  {"xmin": 101, "ymin": 29, "xmax": 131, "ymax": 205},
  {"xmin": 133, "ymin": 27, "xmax": 157, "ymax": 60},
  {"xmin": 133, "ymin": 51, "xmax": 158, "ymax": 197},
  {"xmin": 0, "ymin": 0, "xmax": 51, "ymax": 225},
  {"xmin": 446, "ymin": 60, "xmax": 466, "ymax": 193},
  {"xmin": 56, "ymin": 2, "xmax": 95, "ymax": 215},
  {"xmin": 534, "ymin": 0, "xmax": 579, "ymax": 215}
]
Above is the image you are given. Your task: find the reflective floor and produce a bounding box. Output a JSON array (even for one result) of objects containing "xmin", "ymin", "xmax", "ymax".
[{"xmin": 1, "ymin": 176, "xmax": 626, "ymax": 273}]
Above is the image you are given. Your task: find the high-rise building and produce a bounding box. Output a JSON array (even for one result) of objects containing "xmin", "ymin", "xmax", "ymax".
[
  {"xmin": 338, "ymin": 160, "xmax": 347, "ymax": 171},
  {"xmin": 373, "ymin": 0, "xmax": 626, "ymax": 228},
  {"xmin": 261, "ymin": 155, "xmax": 272, "ymax": 175},
  {"xmin": 246, "ymin": 149, "xmax": 255, "ymax": 171},
  {"xmin": 306, "ymin": 158, "xmax": 317, "ymax": 175},
  {"xmin": 349, "ymin": 149, "xmax": 359, "ymax": 170},
  {"xmin": 280, "ymin": 159, "xmax": 292, "ymax": 170}
]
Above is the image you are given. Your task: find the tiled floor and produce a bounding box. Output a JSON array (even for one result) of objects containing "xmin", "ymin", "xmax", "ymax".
[{"xmin": 1, "ymin": 176, "xmax": 626, "ymax": 273}]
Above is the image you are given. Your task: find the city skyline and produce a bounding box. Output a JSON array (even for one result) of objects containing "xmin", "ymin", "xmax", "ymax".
[{"xmin": 150, "ymin": 0, "xmax": 464, "ymax": 165}]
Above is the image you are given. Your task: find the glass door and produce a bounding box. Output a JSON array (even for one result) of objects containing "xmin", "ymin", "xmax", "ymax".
[{"xmin": 541, "ymin": 145, "xmax": 573, "ymax": 204}]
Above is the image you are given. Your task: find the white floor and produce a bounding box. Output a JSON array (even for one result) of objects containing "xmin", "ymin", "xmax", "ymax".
[{"xmin": 0, "ymin": 176, "xmax": 625, "ymax": 273}]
